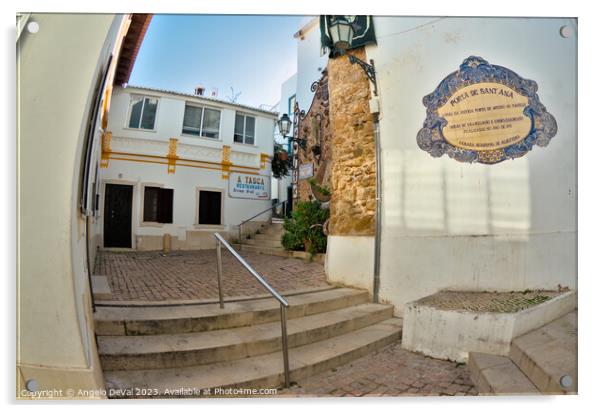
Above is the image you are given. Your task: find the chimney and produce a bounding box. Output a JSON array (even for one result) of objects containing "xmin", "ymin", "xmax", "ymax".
[{"xmin": 194, "ymin": 85, "xmax": 205, "ymax": 96}]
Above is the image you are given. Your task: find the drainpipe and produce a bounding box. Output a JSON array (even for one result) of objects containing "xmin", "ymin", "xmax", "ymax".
[{"xmin": 370, "ymin": 97, "xmax": 381, "ymax": 304}]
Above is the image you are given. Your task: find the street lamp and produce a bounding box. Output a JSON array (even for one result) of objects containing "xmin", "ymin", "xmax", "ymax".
[
  {"xmin": 277, "ymin": 113, "xmax": 307, "ymax": 149},
  {"xmin": 328, "ymin": 16, "xmax": 353, "ymax": 50},
  {"xmin": 327, "ymin": 16, "xmax": 378, "ymax": 96},
  {"xmin": 277, "ymin": 113, "xmax": 292, "ymax": 137}
]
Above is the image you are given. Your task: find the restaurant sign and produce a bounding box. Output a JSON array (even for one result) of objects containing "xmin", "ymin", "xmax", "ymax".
[
  {"xmin": 228, "ymin": 172, "xmax": 270, "ymax": 200},
  {"xmin": 417, "ymin": 56, "xmax": 557, "ymax": 164}
]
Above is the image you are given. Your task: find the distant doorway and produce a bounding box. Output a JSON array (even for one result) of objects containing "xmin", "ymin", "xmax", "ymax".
[{"xmin": 103, "ymin": 183, "xmax": 133, "ymax": 248}]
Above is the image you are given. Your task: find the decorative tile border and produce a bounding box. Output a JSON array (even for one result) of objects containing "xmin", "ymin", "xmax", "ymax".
[{"xmin": 417, "ymin": 56, "xmax": 557, "ymax": 164}]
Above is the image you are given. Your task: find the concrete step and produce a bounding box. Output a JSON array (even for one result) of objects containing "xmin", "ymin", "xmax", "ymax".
[
  {"xmin": 241, "ymin": 238, "xmax": 282, "ymax": 248},
  {"xmin": 94, "ymin": 288, "xmax": 369, "ymax": 336},
  {"xmin": 104, "ymin": 318, "xmax": 403, "ymax": 397},
  {"xmin": 92, "ymin": 275, "xmax": 112, "ymax": 301},
  {"xmin": 236, "ymin": 244, "xmax": 289, "ymax": 257},
  {"xmin": 253, "ymin": 232, "xmax": 283, "ymax": 242},
  {"xmin": 98, "ymin": 303, "xmax": 394, "ymax": 371},
  {"xmin": 468, "ymin": 352, "xmax": 539, "ymax": 395},
  {"xmin": 509, "ymin": 311, "xmax": 577, "ymax": 394}
]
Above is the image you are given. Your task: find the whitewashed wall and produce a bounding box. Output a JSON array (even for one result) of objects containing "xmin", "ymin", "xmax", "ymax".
[
  {"xmin": 362, "ymin": 17, "xmax": 577, "ymax": 315},
  {"xmin": 101, "ymin": 87, "xmax": 277, "ymax": 249},
  {"xmin": 275, "ymin": 73, "xmax": 297, "ymax": 203},
  {"xmin": 109, "ymin": 86, "xmax": 276, "ymax": 154},
  {"xmin": 18, "ymin": 13, "xmax": 125, "ymax": 396},
  {"xmin": 295, "ymin": 18, "xmax": 328, "ymax": 112}
]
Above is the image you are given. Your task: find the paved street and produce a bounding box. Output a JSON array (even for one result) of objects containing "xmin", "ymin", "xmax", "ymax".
[
  {"xmin": 94, "ymin": 250, "xmax": 329, "ymax": 302},
  {"xmin": 280, "ymin": 342, "xmax": 478, "ymax": 397}
]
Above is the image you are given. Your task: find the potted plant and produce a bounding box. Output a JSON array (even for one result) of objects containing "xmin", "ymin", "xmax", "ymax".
[
  {"xmin": 282, "ymin": 201, "xmax": 329, "ymax": 255},
  {"xmin": 308, "ymin": 177, "xmax": 331, "ymax": 203},
  {"xmin": 311, "ymin": 144, "xmax": 321, "ymax": 157},
  {"xmin": 271, "ymin": 143, "xmax": 292, "ymax": 179}
]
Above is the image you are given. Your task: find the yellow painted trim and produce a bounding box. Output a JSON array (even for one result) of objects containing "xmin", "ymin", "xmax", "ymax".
[
  {"xmin": 167, "ymin": 137, "xmax": 178, "ymax": 174},
  {"xmin": 107, "ymin": 153, "xmax": 263, "ymax": 175},
  {"xmin": 107, "ymin": 150, "xmax": 260, "ymax": 171},
  {"xmin": 100, "ymin": 131, "xmax": 112, "ymax": 168},
  {"xmin": 260, "ymin": 152, "xmax": 270, "ymax": 169},
  {"xmin": 221, "ymin": 145, "xmax": 233, "ymax": 179}
]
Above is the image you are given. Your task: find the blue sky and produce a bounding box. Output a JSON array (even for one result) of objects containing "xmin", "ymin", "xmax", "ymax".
[{"xmin": 129, "ymin": 14, "xmax": 304, "ymax": 109}]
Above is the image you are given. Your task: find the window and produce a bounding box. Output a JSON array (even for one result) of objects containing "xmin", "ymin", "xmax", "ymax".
[
  {"xmin": 198, "ymin": 190, "xmax": 221, "ymax": 225},
  {"xmin": 143, "ymin": 186, "xmax": 173, "ymax": 223},
  {"xmin": 182, "ymin": 104, "xmax": 221, "ymax": 139},
  {"xmin": 288, "ymin": 94, "xmax": 296, "ymax": 116},
  {"xmin": 128, "ymin": 96, "xmax": 158, "ymax": 130},
  {"xmin": 234, "ymin": 113, "xmax": 255, "ymax": 145}
]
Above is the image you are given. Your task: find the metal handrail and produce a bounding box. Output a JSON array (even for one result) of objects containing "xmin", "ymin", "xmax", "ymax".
[
  {"xmin": 213, "ymin": 232, "xmax": 291, "ymax": 388},
  {"xmin": 238, "ymin": 199, "xmax": 288, "ymax": 243}
]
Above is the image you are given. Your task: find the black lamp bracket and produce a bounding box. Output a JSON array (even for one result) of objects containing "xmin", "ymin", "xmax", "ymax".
[{"xmin": 332, "ymin": 48, "xmax": 378, "ymax": 97}]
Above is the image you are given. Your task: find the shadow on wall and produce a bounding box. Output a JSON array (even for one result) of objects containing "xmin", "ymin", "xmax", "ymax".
[{"xmin": 385, "ymin": 150, "xmax": 531, "ymax": 238}]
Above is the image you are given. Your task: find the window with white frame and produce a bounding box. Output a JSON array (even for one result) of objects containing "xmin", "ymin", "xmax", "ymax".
[
  {"xmin": 128, "ymin": 95, "xmax": 158, "ymax": 130},
  {"xmin": 182, "ymin": 104, "xmax": 221, "ymax": 139},
  {"xmin": 234, "ymin": 113, "xmax": 255, "ymax": 145}
]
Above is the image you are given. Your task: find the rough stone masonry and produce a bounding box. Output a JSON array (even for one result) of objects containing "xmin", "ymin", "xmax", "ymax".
[{"xmin": 328, "ymin": 47, "xmax": 377, "ymax": 236}]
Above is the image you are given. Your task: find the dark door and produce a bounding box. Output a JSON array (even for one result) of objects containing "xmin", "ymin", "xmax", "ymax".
[
  {"xmin": 286, "ymin": 186, "xmax": 293, "ymax": 217},
  {"xmin": 104, "ymin": 184, "xmax": 133, "ymax": 248}
]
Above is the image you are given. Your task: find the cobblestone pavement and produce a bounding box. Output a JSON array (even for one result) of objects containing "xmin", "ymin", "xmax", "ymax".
[
  {"xmin": 94, "ymin": 250, "xmax": 329, "ymax": 302},
  {"xmin": 279, "ymin": 342, "xmax": 478, "ymax": 397}
]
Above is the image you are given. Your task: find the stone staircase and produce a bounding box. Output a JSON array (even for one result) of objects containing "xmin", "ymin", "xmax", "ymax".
[
  {"xmin": 94, "ymin": 287, "xmax": 402, "ymax": 397},
  {"xmin": 236, "ymin": 221, "xmax": 289, "ymax": 257},
  {"xmin": 468, "ymin": 311, "xmax": 577, "ymax": 395}
]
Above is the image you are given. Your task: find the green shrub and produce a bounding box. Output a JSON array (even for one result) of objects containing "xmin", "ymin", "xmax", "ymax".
[
  {"xmin": 281, "ymin": 228, "xmax": 304, "ymax": 251},
  {"xmin": 281, "ymin": 200, "xmax": 329, "ymax": 254}
]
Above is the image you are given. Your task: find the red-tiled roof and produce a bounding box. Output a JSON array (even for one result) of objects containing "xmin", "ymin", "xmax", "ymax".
[{"xmin": 114, "ymin": 14, "xmax": 153, "ymax": 85}]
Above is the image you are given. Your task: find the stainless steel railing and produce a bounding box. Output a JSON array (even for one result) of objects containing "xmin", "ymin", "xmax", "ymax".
[
  {"xmin": 238, "ymin": 199, "xmax": 288, "ymax": 243},
  {"xmin": 213, "ymin": 232, "xmax": 291, "ymax": 388}
]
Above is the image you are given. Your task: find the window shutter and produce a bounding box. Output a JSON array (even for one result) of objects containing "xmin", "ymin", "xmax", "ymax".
[
  {"xmin": 143, "ymin": 187, "xmax": 160, "ymax": 222},
  {"xmin": 158, "ymin": 188, "xmax": 174, "ymax": 223}
]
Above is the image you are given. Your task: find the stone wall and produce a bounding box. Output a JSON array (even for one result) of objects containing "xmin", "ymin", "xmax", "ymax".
[
  {"xmin": 296, "ymin": 71, "xmax": 333, "ymax": 203},
  {"xmin": 328, "ymin": 47, "xmax": 376, "ymax": 236}
]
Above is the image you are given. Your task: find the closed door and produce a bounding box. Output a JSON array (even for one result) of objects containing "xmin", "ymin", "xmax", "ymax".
[{"xmin": 103, "ymin": 184, "xmax": 133, "ymax": 248}]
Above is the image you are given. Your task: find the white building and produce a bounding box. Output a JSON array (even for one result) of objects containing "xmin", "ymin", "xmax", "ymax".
[
  {"xmin": 99, "ymin": 85, "xmax": 278, "ymax": 250},
  {"xmin": 286, "ymin": 16, "xmax": 577, "ymax": 313},
  {"xmin": 275, "ymin": 17, "xmax": 329, "ymax": 206}
]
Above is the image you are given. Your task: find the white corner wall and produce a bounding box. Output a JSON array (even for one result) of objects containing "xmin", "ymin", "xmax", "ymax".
[
  {"xmin": 326, "ymin": 235, "xmax": 374, "ymax": 293},
  {"xmin": 365, "ymin": 17, "xmax": 577, "ymax": 316},
  {"xmin": 18, "ymin": 13, "xmax": 125, "ymax": 397}
]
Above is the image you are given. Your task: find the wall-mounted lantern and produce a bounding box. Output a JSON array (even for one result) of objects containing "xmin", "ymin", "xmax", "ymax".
[{"xmin": 327, "ymin": 17, "xmax": 378, "ymax": 96}]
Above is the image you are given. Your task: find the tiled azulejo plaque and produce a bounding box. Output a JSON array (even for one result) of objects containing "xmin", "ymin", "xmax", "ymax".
[{"xmin": 417, "ymin": 56, "xmax": 557, "ymax": 164}]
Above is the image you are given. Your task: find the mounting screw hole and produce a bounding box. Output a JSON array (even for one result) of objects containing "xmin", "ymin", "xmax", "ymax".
[
  {"xmin": 560, "ymin": 25, "xmax": 573, "ymax": 38},
  {"xmin": 27, "ymin": 21, "xmax": 39, "ymax": 34},
  {"xmin": 559, "ymin": 375, "xmax": 573, "ymax": 388},
  {"xmin": 25, "ymin": 379, "xmax": 39, "ymax": 392}
]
